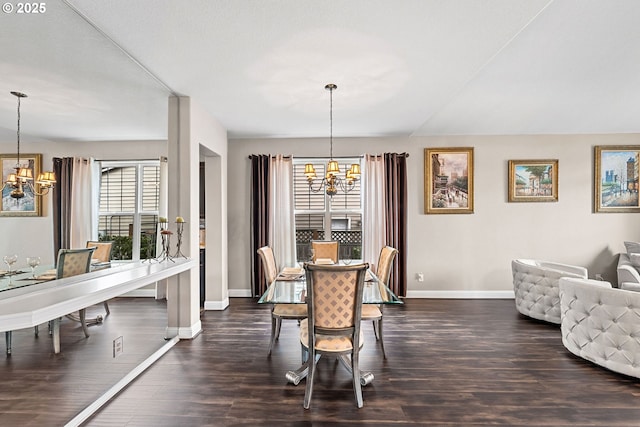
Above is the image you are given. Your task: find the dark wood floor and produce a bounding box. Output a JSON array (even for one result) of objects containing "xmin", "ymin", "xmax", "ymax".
[{"xmin": 2, "ymin": 298, "xmax": 640, "ymax": 426}]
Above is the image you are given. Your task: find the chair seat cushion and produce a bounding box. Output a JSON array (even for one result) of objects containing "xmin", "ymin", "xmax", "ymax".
[
  {"xmin": 299, "ymin": 319, "xmax": 364, "ymax": 352},
  {"xmin": 273, "ymin": 303, "xmax": 307, "ymax": 317},
  {"xmin": 360, "ymin": 304, "xmax": 382, "ymax": 320}
]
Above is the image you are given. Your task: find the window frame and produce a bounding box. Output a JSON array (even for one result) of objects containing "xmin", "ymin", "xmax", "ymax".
[{"xmin": 98, "ymin": 159, "xmax": 160, "ymax": 261}]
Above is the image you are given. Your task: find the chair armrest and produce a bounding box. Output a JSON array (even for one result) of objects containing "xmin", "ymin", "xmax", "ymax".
[{"xmin": 537, "ymin": 261, "xmax": 588, "ymax": 278}]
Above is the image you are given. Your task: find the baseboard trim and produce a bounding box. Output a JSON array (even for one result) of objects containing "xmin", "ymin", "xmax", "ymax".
[
  {"xmin": 229, "ymin": 289, "xmax": 252, "ymax": 298},
  {"xmin": 203, "ymin": 298, "xmax": 229, "ymax": 311},
  {"xmin": 406, "ymin": 290, "xmax": 515, "ymax": 299},
  {"xmin": 165, "ymin": 321, "xmax": 202, "ymax": 339}
]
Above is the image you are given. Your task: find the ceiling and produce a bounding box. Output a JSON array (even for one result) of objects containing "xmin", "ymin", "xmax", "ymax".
[{"xmin": 1, "ymin": 0, "xmax": 639, "ymax": 143}]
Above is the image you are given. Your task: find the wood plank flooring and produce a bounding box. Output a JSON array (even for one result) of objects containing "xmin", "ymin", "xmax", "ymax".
[{"xmin": 2, "ymin": 297, "xmax": 640, "ymax": 426}]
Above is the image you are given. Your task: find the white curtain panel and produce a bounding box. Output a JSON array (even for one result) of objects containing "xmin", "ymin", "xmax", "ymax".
[
  {"xmin": 363, "ymin": 154, "xmax": 386, "ymax": 272},
  {"xmin": 269, "ymin": 155, "xmax": 297, "ymax": 268},
  {"xmin": 69, "ymin": 157, "xmax": 97, "ymax": 249}
]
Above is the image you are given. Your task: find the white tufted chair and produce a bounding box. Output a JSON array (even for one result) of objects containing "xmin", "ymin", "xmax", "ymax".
[
  {"xmin": 559, "ymin": 277, "xmax": 640, "ymax": 378},
  {"xmin": 512, "ymin": 259, "xmax": 588, "ymax": 324}
]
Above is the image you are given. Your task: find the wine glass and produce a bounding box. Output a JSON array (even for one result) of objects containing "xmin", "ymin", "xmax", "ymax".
[
  {"xmin": 342, "ymin": 249, "xmax": 353, "ymax": 265},
  {"xmin": 26, "ymin": 256, "xmax": 40, "ymax": 279},
  {"xmin": 3, "ymin": 255, "xmax": 18, "ymax": 284}
]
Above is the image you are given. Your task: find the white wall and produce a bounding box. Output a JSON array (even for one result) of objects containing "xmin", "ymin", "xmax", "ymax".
[
  {"xmin": 0, "ymin": 140, "xmax": 166, "ymax": 266},
  {"xmin": 228, "ymin": 133, "xmax": 640, "ymax": 297}
]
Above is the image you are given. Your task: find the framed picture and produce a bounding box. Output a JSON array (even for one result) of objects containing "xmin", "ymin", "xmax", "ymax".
[
  {"xmin": 508, "ymin": 159, "xmax": 558, "ymax": 203},
  {"xmin": 0, "ymin": 153, "xmax": 42, "ymax": 216},
  {"xmin": 424, "ymin": 147, "xmax": 474, "ymax": 214},
  {"xmin": 594, "ymin": 145, "xmax": 640, "ymax": 213}
]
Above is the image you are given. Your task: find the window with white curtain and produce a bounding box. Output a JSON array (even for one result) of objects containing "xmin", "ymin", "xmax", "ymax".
[
  {"xmin": 97, "ymin": 160, "xmax": 160, "ymax": 260},
  {"xmin": 293, "ymin": 158, "xmax": 362, "ymax": 261}
]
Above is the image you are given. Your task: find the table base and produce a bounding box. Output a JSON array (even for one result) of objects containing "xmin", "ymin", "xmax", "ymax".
[{"xmin": 285, "ymin": 353, "xmax": 375, "ymax": 386}]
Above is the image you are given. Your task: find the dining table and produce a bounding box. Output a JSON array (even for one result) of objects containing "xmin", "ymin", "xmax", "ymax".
[{"xmin": 258, "ymin": 263, "xmax": 403, "ymax": 386}]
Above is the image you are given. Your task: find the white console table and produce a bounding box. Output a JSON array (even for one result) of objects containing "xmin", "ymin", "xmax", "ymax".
[{"xmin": 0, "ymin": 258, "xmax": 197, "ymax": 354}]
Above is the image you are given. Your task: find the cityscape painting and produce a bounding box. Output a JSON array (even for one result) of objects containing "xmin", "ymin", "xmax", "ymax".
[
  {"xmin": 594, "ymin": 145, "xmax": 640, "ymax": 213},
  {"xmin": 508, "ymin": 159, "xmax": 558, "ymax": 203},
  {"xmin": 424, "ymin": 147, "xmax": 474, "ymax": 214}
]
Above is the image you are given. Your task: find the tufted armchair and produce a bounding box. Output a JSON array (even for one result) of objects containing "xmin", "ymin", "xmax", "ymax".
[
  {"xmin": 559, "ymin": 277, "xmax": 640, "ymax": 378},
  {"xmin": 512, "ymin": 259, "xmax": 588, "ymax": 324}
]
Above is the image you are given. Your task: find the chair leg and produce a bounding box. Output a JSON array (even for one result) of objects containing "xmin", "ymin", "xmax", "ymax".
[
  {"xmin": 303, "ymin": 348, "xmax": 317, "ymax": 409},
  {"xmin": 352, "ymin": 351, "xmax": 363, "ymax": 408},
  {"xmin": 372, "ymin": 320, "xmax": 379, "ymax": 340},
  {"xmin": 5, "ymin": 331, "xmax": 12, "ymax": 355},
  {"xmin": 268, "ymin": 316, "xmax": 278, "ymax": 355},
  {"xmin": 103, "ymin": 301, "xmax": 110, "ymax": 316},
  {"xmin": 80, "ymin": 309, "xmax": 90, "ymax": 338},
  {"xmin": 378, "ymin": 318, "xmax": 386, "ymax": 359},
  {"xmin": 52, "ymin": 318, "xmax": 60, "ymax": 354},
  {"xmin": 34, "ymin": 325, "xmax": 39, "ymax": 337}
]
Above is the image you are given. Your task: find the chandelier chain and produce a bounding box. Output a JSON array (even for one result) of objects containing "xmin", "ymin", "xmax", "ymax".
[
  {"xmin": 329, "ymin": 85, "xmax": 333, "ymax": 160},
  {"xmin": 16, "ymin": 94, "xmax": 21, "ymax": 165}
]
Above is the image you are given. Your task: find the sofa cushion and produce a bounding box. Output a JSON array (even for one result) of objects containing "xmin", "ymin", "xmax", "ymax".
[
  {"xmin": 624, "ymin": 241, "xmax": 640, "ymax": 255},
  {"xmin": 630, "ymin": 253, "xmax": 640, "ymax": 268}
]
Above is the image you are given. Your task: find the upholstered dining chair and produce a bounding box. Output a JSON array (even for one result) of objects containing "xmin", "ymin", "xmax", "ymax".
[
  {"xmin": 300, "ymin": 262, "xmax": 369, "ymax": 408},
  {"xmin": 51, "ymin": 247, "xmax": 96, "ymax": 353},
  {"xmin": 361, "ymin": 246, "xmax": 398, "ymax": 359},
  {"xmin": 257, "ymin": 246, "xmax": 307, "ymax": 355},
  {"xmin": 86, "ymin": 240, "xmax": 113, "ymax": 315},
  {"xmin": 310, "ymin": 240, "xmax": 339, "ymax": 263}
]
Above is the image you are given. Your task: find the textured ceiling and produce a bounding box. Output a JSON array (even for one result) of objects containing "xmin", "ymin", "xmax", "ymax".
[{"xmin": 0, "ymin": 0, "xmax": 639, "ymax": 143}]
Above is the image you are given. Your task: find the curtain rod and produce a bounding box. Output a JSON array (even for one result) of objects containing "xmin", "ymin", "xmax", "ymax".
[
  {"xmin": 96, "ymin": 158, "xmax": 167, "ymax": 162},
  {"xmin": 248, "ymin": 153, "xmax": 409, "ymax": 159}
]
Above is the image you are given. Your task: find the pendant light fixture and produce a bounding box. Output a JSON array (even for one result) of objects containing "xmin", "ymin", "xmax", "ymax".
[
  {"xmin": 3, "ymin": 91, "xmax": 56, "ymax": 199},
  {"xmin": 304, "ymin": 84, "xmax": 360, "ymax": 196}
]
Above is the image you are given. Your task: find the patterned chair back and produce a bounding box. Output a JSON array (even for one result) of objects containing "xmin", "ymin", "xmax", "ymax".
[
  {"xmin": 306, "ymin": 263, "xmax": 368, "ymax": 332},
  {"xmin": 56, "ymin": 248, "xmax": 95, "ymax": 279},
  {"xmin": 86, "ymin": 241, "xmax": 113, "ymax": 263},
  {"xmin": 257, "ymin": 246, "xmax": 278, "ymax": 285},
  {"xmin": 376, "ymin": 246, "xmax": 399, "ymax": 286},
  {"xmin": 311, "ymin": 240, "xmax": 339, "ymax": 263}
]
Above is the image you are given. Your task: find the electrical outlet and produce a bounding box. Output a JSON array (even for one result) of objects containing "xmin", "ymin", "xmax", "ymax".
[
  {"xmin": 113, "ymin": 336, "xmax": 123, "ymax": 357},
  {"xmin": 416, "ymin": 273, "xmax": 424, "ymax": 282}
]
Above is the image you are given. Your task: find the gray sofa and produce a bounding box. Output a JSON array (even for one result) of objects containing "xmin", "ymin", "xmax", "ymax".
[
  {"xmin": 512, "ymin": 259, "xmax": 588, "ymax": 324},
  {"xmin": 559, "ymin": 276, "xmax": 640, "ymax": 379},
  {"xmin": 617, "ymin": 253, "xmax": 640, "ymax": 291}
]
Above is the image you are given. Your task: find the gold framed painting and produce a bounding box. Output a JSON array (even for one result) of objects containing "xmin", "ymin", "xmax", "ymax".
[
  {"xmin": 508, "ymin": 159, "xmax": 558, "ymax": 203},
  {"xmin": 0, "ymin": 153, "xmax": 42, "ymax": 216},
  {"xmin": 594, "ymin": 145, "xmax": 640, "ymax": 213},
  {"xmin": 424, "ymin": 147, "xmax": 474, "ymax": 214}
]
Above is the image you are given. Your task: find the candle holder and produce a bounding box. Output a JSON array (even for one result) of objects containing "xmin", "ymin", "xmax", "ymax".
[
  {"xmin": 174, "ymin": 221, "xmax": 187, "ymax": 258},
  {"xmin": 157, "ymin": 229, "xmax": 174, "ymax": 263}
]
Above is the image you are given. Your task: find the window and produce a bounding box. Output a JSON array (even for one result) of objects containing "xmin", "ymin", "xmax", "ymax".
[
  {"xmin": 98, "ymin": 160, "xmax": 160, "ymax": 260},
  {"xmin": 293, "ymin": 158, "xmax": 362, "ymax": 261}
]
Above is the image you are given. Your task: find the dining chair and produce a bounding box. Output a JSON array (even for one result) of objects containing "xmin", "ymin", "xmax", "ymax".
[
  {"xmin": 86, "ymin": 240, "xmax": 113, "ymax": 315},
  {"xmin": 300, "ymin": 262, "xmax": 369, "ymax": 408},
  {"xmin": 361, "ymin": 246, "xmax": 398, "ymax": 359},
  {"xmin": 51, "ymin": 247, "xmax": 96, "ymax": 353},
  {"xmin": 257, "ymin": 246, "xmax": 307, "ymax": 355},
  {"xmin": 310, "ymin": 240, "xmax": 339, "ymax": 263}
]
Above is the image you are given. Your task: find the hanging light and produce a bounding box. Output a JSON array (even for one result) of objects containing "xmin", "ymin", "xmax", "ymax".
[
  {"xmin": 3, "ymin": 91, "xmax": 56, "ymax": 199},
  {"xmin": 304, "ymin": 84, "xmax": 361, "ymax": 196}
]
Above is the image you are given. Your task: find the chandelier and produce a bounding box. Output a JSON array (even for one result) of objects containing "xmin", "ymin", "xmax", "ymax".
[
  {"xmin": 3, "ymin": 91, "xmax": 56, "ymax": 199},
  {"xmin": 304, "ymin": 84, "xmax": 361, "ymax": 196}
]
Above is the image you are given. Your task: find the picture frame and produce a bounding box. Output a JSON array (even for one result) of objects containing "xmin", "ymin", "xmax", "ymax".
[
  {"xmin": 424, "ymin": 147, "xmax": 474, "ymax": 214},
  {"xmin": 594, "ymin": 145, "xmax": 640, "ymax": 213},
  {"xmin": 508, "ymin": 159, "xmax": 558, "ymax": 203},
  {"xmin": 0, "ymin": 153, "xmax": 42, "ymax": 216}
]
